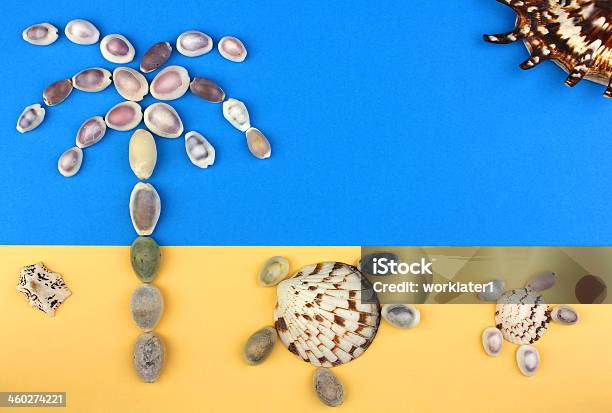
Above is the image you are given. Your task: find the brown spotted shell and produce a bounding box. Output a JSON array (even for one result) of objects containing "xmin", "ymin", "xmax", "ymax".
[
  {"xmin": 273, "ymin": 262, "xmax": 380, "ymax": 367},
  {"xmin": 485, "ymin": 0, "xmax": 612, "ymax": 96},
  {"xmin": 495, "ymin": 288, "xmax": 551, "ymax": 345}
]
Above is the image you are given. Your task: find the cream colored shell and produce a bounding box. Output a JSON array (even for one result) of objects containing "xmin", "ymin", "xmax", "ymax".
[{"xmin": 129, "ymin": 129, "xmax": 157, "ymax": 179}]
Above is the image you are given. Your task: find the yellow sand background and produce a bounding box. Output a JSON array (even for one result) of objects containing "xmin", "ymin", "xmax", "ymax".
[{"xmin": 0, "ymin": 246, "xmax": 610, "ymax": 413}]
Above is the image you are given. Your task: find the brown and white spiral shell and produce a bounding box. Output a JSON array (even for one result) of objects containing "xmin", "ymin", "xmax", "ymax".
[{"xmin": 273, "ymin": 262, "xmax": 380, "ymax": 368}]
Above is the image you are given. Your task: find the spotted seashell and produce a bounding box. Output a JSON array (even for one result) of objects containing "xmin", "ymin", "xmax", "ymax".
[
  {"xmin": 495, "ymin": 288, "xmax": 551, "ymax": 345},
  {"xmin": 485, "ymin": 0, "xmax": 612, "ymax": 97},
  {"xmin": 16, "ymin": 262, "xmax": 71, "ymax": 317},
  {"xmin": 273, "ymin": 262, "xmax": 380, "ymax": 367}
]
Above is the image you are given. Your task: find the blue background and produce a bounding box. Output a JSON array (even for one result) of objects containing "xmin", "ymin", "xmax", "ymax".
[{"xmin": 0, "ymin": 1, "xmax": 610, "ymax": 246}]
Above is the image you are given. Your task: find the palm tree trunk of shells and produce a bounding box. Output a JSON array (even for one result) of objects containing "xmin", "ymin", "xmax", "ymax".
[{"xmin": 129, "ymin": 180, "xmax": 165, "ymax": 383}]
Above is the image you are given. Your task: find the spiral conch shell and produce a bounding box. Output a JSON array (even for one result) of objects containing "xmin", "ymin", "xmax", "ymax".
[{"xmin": 273, "ymin": 262, "xmax": 380, "ymax": 367}]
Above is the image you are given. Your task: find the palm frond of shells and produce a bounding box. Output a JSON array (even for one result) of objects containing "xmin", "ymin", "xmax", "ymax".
[{"xmin": 273, "ymin": 262, "xmax": 380, "ymax": 367}]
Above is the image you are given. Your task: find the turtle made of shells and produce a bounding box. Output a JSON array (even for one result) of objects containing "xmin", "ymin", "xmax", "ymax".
[
  {"xmin": 273, "ymin": 262, "xmax": 381, "ymax": 368},
  {"xmin": 479, "ymin": 272, "xmax": 579, "ymax": 376},
  {"xmin": 244, "ymin": 261, "xmax": 381, "ymax": 407},
  {"xmin": 485, "ymin": 0, "xmax": 612, "ymax": 96}
]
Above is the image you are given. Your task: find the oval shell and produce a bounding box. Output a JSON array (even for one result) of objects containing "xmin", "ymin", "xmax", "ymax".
[
  {"xmin": 274, "ymin": 262, "xmax": 380, "ymax": 367},
  {"xmin": 130, "ymin": 236, "xmax": 161, "ymax": 283},
  {"xmin": 150, "ymin": 66, "xmax": 190, "ymax": 100},
  {"xmin": 72, "ymin": 67, "xmax": 112, "ymax": 92},
  {"xmin": 478, "ymin": 279, "xmax": 505, "ymax": 301},
  {"xmin": 245, "ymin": 127, "xmax": 271, "ymax": 159},
  {"xmin": 130, "ymin": 284, "xmax": 164, "ymax": 332},
  {"xmin": 16, "ymin": 104, "xmax": 45, "ymax": 133},
  {"xmin": 551, "ymin": 305, "xmax": 579, "ymax": 325},
  {"xmin": 189, "ymin": 77, "xmax": 225, "ymax": 103},
  {"xmin": 222, "ymin": 98, "xmax": 250, "ymax": 132},
  {"xmin": 129, "ymin": 129, "xmax": 157, "ymax": 179},
  {"xmin": 43, "ymin": 79, "xmax": 73, "ymax": 106},
  {"xmin": 133, "ymin": 332, "xmax": 165, "ymax": 383},
  {"xmin": 177, "ymin": 30, "xmax": 213, "ymax": 57},
  {"xmin": 495, "ymin": 288, "xmax": 551, "ymax": 345},
  {"xmin": 105, "ymin": 101, "xmax": 143, "ymax": 131},
  {"xmin": 57, "ymin": 147, "xmax": 83, "ymax": 177},
  {"xmin": 140, "ymin": 41, "xmax": 172, "ymax": 73},
  {"xmin": 76, "ymin": 116, "xmax": 106, "ymax": 148},
  {"xmin": 482, "ymin": 327, "xmax": 503, "ymax": 357},
  {"xmin": 130, "ymin": 182, "xmax": 161, "ymax": 236},
  {"xmin": 22, "ymin": 23, "xmax": 58, "ymax": 46},
  {"xmin": 575, "ymin": 274, "xmax": 607, "ymax": 303},
  {"xmin": 65, "ymin": 19, "xmax": 99, "ymax": 45},
  {"xmin": 313, "ymin": 368, "xmax": 344, "ymax": 407},
  {"xmin": 218, "ymin": 36, "xmax": 247, "ymax": 62},
  {"xmin": 526, "ymin": 271, "xmax": 558, "ymax": 292},
  {"xmin": 243, "ymin": 326, "xmax": 277, "ymax": 365},
  {"xmin": 113, "ymin": 67, "xmax": 149, "ymax": 101},
  {"xmin": 257, "ymin": 256, "xmax": 289, "ymax": 287},
  {"xmin": 381, "ymin": 303, "xmax": 420, "ymax": 329},
  {"xmin": 100, "ymin": 34, "xmax": 135, "ymax": 64},
  {"xmin": 516, "ymin": 345, "xmax": 539, "ymax": 377},
  {"xmin": 143, "ymin": 103, "xmax": 183, "ymax": 138},
  {"xmin": 184, "ymin": 131, "xmax": 215, "ymax": 168}
]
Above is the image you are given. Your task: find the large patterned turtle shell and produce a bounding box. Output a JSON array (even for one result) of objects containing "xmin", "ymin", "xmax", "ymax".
[{"xmin": 273, "ymin": 262, "xmax": 380, "ymax": 367}]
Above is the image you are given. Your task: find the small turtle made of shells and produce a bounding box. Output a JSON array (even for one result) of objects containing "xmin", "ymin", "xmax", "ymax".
[
  {"xmin": 245, "ymin": 261, "xmax": 422, "ymax": 407},
  {"xmin": 485, "ymin": 0, "xmax": 612, "ymax": 97},
  {"xmin": 479, "ymin": 271, "xmax": 579, "ymax": 377}
]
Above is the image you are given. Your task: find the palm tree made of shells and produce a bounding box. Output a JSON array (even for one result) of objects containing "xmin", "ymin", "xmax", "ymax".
[{"xmin": 17, "ymin": 19, "xmax": 272, "ymax": 383}]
